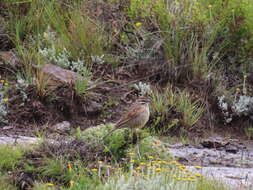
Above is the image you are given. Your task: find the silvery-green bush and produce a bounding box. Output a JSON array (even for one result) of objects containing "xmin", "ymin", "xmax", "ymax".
[
  {"xmin": 0, "ymin": 85, "xmax": 8, "ymax": 124},
  {"xmin": 232, "ymin": 95, "xmax": 253, "ymax": 117},
  {"xmin": 218, "ymin": 95, "xmax": 253, "ymax": 123}
]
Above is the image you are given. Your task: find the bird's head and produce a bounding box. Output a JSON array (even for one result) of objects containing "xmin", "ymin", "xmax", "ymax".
[{"xmin": 137, "ymin": 96, "xmax": 151, "ymax": 105}]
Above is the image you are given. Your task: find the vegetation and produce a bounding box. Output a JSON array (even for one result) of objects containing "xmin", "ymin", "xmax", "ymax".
[
  {"xmin": 0, "ymin": 137, "xmax": 228, "ymax": 190},
  {"xmin": 0, "ymin": 0, "xmax": 252, "ymax": 189},
  {"xmin": 0, "ymin": 145, "xmax": 24, "ymax": 170},
  {"xmin": 150, "ymin": 86, "xmax": 205, "ymax": 133}
]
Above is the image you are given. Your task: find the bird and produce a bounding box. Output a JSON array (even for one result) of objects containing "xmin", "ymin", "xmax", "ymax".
[{"xmin": 102, "ymin": 96, "xmax": 151, "ymax": 140}]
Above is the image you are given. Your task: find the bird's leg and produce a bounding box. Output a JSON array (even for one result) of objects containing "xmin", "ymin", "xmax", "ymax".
[
  {"xmin": 130, "ymin": 128, "xmax": 134, "ymax": 148},
  {"xmin": 136, "ymin": 129, "xmax": 141, "ymax": 159}
]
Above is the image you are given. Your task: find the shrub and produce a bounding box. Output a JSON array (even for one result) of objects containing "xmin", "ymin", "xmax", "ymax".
[{"xmin": 150, "ymin": 86, "xmax": 205, "ymax": 132}]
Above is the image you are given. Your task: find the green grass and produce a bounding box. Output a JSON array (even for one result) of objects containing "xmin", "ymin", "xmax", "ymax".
[
  {"xmin": 3, "ymin": 0, "xmax": 253, "ymax": 99},
  {"xmin": 176, "ymin": 90, "xmax": 205, "ymax": 127},
  {"xmin": 0, "ymin": 145, "xmax": 24, "ymax": 171},
  {"xmin": 5, "ymin": 0, "xmax": 107, "ymax": 98},
  {"xmin": 150, "ymin": 86, "xmax": 205, "ymax": 132},
  {"xmin": 0, "ymin": 132, "xmax": 229, "ymax": 190}
]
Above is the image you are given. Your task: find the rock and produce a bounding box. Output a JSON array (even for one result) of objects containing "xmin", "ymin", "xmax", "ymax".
[
  {"xmin": 201, "ymin": 136, "xmax": 229, "ymax": 148},
  {"xmin": 168, "ymin": 142, "xmax": 184, "ymax": 148},
  {"xmin": 225, "ymin": 144, "xmax": 239, "ymax": 154},
  {"xmin": 86, "ymin": 100, "xmax": 103, "ymax": 115},
  {"xmin": 0, "ymin": 135, "xmax": 39, "ymax": 146},
  {"xmin": 2, "ymin": 126, "xmax": 13, "ymax": 130},
  {"xmin": 0, "ymin": 51, "xmax": 19, "ymax": 67},
  {"xmin": 52, "ymin": 121, "xmax": 71, "ymax": 132},
  {"xmin": 41, "ymin": 64, "xmax": 83, "ymax": 87}
]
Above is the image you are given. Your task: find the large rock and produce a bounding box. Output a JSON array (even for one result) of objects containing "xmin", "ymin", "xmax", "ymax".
[
  {"xmin": 52, "ymin": 121, "xmax": 71, "ymax": 132},
  {"xmin": 201, "ymin": 136, "xmax": 229, "ymax": 148},
  {"xmin": 0, "ymin": 135, "xmax": 39, "ymax": 146},
  {"xmin": 41, "ymin": 64, "xmax": 79, "ymax": 87},
  {"xmin": 0, "ymin": 51, "xmax": 19, "ymax": 67}
]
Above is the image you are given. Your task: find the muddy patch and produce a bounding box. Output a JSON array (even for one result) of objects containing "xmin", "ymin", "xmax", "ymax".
[
  {"xmin": 190, "ymin": 166, "xmax": 253, "ymax": 190},
  {"xmin": 167, "ymin": 136, "xmax": 253, "ymax": 189},
  {"xmin": 168, "ymin": 137, "xmax": 253, "ymax": 167}
]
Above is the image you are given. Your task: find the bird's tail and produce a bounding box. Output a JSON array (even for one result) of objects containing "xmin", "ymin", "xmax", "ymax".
[{"xmin": 101, "ymin": 126, "xmax": 118, "ymax": 141}]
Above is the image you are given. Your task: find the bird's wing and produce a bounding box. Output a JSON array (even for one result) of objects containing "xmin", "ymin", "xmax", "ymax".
[{"xmin": 116, "ymin": 105, "xmax": 146, "ymax": 128}]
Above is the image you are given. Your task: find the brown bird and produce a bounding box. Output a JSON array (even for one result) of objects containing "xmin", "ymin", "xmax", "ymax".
[{"xmin": 102, "ymin": 96, "xmax": 150, "ymax": 140}]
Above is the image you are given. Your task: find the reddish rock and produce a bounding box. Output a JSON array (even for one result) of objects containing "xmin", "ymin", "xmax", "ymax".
[{"xmin": 41, "ymin": 64, "xmax": 79, "ymax": 87}]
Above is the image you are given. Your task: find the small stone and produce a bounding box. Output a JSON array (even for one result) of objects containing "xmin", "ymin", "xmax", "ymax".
[
  {"xmin": 225, "ymin": 145, "xmax": 239, "ymax": 154},
  {"xmin": 86, "ymin": 100, "xmax": 103, "ymax": 115},
  {"xmin": 168, "ymin": 142, "xmax": 184, "ymax": 148},
  {"xmin": 0, "ymin": 51, "xmax": 19, "ymax": 67},
  {"xmin": 52, "ymin": 121, "xmax": 71, "ymax": 132},
  {"xmin": 2, "ymin": 126, "xmax": 13, "ymax": 130},
  {"xmin": 201, "ymin": 137, "xmax": 229, "ymax": 149}
]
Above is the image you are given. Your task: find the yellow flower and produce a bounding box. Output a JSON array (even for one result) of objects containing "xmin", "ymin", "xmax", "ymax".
[
  {"xmin": 236, "ymin": 88, "xmax": 240, "ymax": 92},
  {"xmin": 128, "ymin": 152, "xmax": 134, "ymax": 155},
  {"xmin": 98, "ymin": 161, "xmax": 103, "ymax": 164},
  {"xmin": 190, "ymin": 175, "xmax": 196, "ymax": 179},
  {"xmin": 148, "ymin": 156, "xmax": 154, "ymax": 159},
  {"xmin": 155, "ymin": 168, "xmax": 162, "ymax": 172},
  {"xmin": 135, "ymin": 167, "xmax": 141, "ymax": 170},
  {"xmin": 170, "ymin": 161, "xmax": 177, "ymax": 164},
  {"xmin": 179, "ymin": 165, "xmax": 186, "ymax": 169},
  {"xmin": 186, "ymin": 177, "xmax": 195, "ymax": 181},
  {"xmin": 4, "ymin": 83, "xmax": 8, "ymax": 86},
  {"xmin": 208, "ymin": 4, "xmax": 212, "ymax": 8},
  {"xmin": 67, "ymin": 162, "xmax": 72, "ymax": 171},
  {"xmin": 45, "ymin": 183, "xmax": 54, "ymax": 186},
  {"xmin": 104, "ymin": 165, "xmax": 112, "ymax": 168},
  {"xmin": 140, "ymin": 162, "xmax": 146, "ymax": 166},
  {"xmin": 129, "ymin": 159, "xmax": 135, "ymax": 163},
  {"xmin": 91, "ymin": 168, "xmax": 98, "ymax": 172},
  {"xmin": 0, "ymin": 80, "xmax": 4, "ymax": 83},
  {"xmin": 195, "ymin": 173, "xmax": 202, "ymax": 177},
  {"xmin": 70, "ymin": 180, "xmax": 74, "ymax": 187},
  {"xmin": 135, "ymin": 22, "xmax": 142, "ymax": 27},
  {"xmin": 195, "ymin": 166, "xmax": 202, "ymax": 169},
  {"xmin": 3, "ymin": 98, "xmax": 9, "ymax": 102}
]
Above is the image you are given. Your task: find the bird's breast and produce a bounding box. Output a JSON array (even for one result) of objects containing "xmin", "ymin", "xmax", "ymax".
[{"xmin": 131, "ymin": 105, "xmax": 150, "ymax": 129}]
